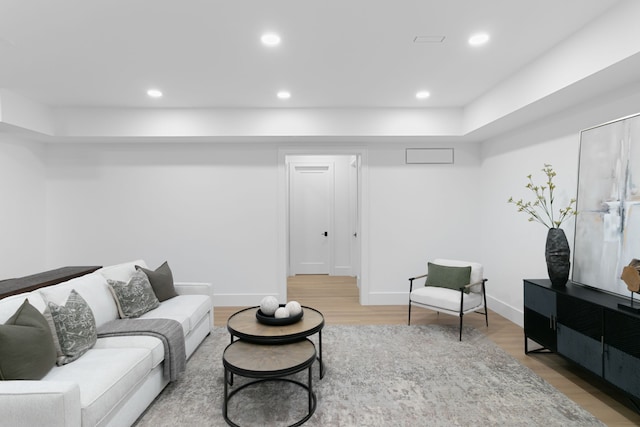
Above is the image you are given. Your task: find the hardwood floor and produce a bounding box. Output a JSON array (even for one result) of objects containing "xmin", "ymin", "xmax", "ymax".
[{"xmin": 214, "ymin": 275, "xmax": 640, "ymax": 426}]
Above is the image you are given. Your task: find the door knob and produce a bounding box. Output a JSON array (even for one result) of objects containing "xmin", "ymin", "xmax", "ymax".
[{"xmin": 322, "ymin": 231, "xmax": 328, "ymax": 236}]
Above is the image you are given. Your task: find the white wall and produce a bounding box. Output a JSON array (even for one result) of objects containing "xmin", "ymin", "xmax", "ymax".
[
  {"xmin": 44, "ymin": 143, "xmax": 279, "ymax": 305},
  {"xmin": 480, "ymin": 83, "xmax": 640, "ymax": 326},
  {"xmin": 41, "ymin": 141, "xmax": 482, "ymax": 307},
  {"xmin": 0, "ymin": 134, "xmax": 46, "ymax": 278},
  {"xmin": 366, "ymin": 142, "xmax": 483, "ymax": 304}
]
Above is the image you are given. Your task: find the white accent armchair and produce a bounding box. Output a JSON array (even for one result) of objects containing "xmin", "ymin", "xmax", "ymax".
[{"xmin": 408, "ymin": 259, "xmax": 488, "ymax": 340}]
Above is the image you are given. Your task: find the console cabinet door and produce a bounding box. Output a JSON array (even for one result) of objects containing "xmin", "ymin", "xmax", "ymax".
[
  {"xmin": 604, "ymin": 310, "xmax": 640, "ymax": 399},
  {"xmin": 524, "ymin": 282, "xmax": 557, "ymax": 351},
  {"xmin": 556, "ymin": 294, "xmax": 602, "ymax": 376}
]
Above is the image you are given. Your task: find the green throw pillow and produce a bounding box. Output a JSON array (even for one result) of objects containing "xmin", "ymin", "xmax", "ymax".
[
  {"xmin": 0, "ymin": 299, "xmax": 57, "ymax": 380},
  {"xmin": 47, "ymin": 290, "xmax": 98, "ymax": 365},
  {"xmin": 136, "ymin": 261, "xmax": 178, "ymax": 302},
  {"xmin": 108, "ymin": 270, "xmax": 160, "ymax": 318},
  {"xmin": 425, "ymin": 263, "xmax": 472, "ymax": 293}
]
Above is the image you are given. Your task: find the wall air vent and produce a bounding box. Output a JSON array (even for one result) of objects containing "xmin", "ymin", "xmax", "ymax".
[{"xmin": 406, "ymin": 148, "xmax": 454, "ymax": 164}]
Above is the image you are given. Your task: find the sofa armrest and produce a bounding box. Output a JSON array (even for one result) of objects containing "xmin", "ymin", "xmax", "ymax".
[
  {"xmin": 174, "ymin": 282, "xmax": 213, "ymax": 298},
  {"xmin": 174, "ymin": 282, "xmax": 214, "ymax": 331},
  {"xmin": 0, "ymin": 381, "xmax": 81, "ymax": 427}
]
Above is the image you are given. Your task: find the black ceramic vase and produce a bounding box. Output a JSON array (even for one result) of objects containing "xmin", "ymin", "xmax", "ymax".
[{"xmin": 545, "ymin": 227, "xmax": 570, "ymax": 287}]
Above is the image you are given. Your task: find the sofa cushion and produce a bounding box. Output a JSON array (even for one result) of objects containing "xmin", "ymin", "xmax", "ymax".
[
  {"xmin": 42, "ymin": 347, "xmax": 153, "ymax": 427},
  {"xmin": 39, "ymin": 273, "xmax": 118, "ymax": 328},
  {"xmin": 96, "ymin": 259, "xmax": 148, "ymax": 283},
  {"xmin": 107, "ymin": 271, "xmax": 160, "ymax": 318},
  {"xmin": 139, "ymin": 294, "xmax": 211, "ymax": 337},
  {"xmin": 0, "ymin": 299, "xmax": 57, "ymax": 380},
  {"xmin": 411, "ymin": 286, "xmax": 483, "ymax": 312},
  {"xmin": 47, "ymin": 290, "xmax": 98, "ymax": 365},
  {"xmin": 425, "ymin": 262, "xmax": 472, "ymax": 293},
  {"xmin": 136, "ymin": 261, "xmax": 178, "ymax": 302},
  {"xmin": 94, "ymin": 335, "xmax": 164, "ymax": 368}
]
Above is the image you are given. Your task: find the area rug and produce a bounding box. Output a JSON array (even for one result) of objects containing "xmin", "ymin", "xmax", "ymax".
[{"xmin": 133, "ymin": 325, "xmax": 604, "ymax": 426}]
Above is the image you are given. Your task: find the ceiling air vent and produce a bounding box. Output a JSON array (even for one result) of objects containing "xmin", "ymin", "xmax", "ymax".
[{"xmin": 413, "ymin": 36, "xmax": 445, "ymax": 43}]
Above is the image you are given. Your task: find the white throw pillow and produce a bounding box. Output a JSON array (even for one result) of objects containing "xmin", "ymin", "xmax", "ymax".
[{"xmin": 96, "ymin": 259, "xmax": 148, "ymax": 283}]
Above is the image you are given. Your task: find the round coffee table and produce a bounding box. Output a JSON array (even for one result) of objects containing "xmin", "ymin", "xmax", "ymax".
[
  {"xmin": 222, "ymin": 339, "xmax": 317, "ymax": 427},
  {"xmin": 227, "ymin": 306, "xmax": 325, "ymax": 378}
]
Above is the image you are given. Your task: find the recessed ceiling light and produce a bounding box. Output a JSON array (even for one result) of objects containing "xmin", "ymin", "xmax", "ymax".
[
  {"xmin": 277, "ymin": 91, "xmax": 291, "ymax": 99},
  {"xmin": 261, "ymin": 33, "xmax": 281, "ymax": 46},
  {"xmin": 468, "ymin": 33, "xmax": 490, "ymax": 46},
  {"xmin": 147, "ymin": 89, "xmax": 163, "ymax": 98},
  {"xmin": 416, "ymin": 91, "xmax": 430, "ymax": 100}
]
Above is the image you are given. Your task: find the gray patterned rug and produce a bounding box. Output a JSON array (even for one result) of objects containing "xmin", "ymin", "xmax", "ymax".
[{"xmin": 134, "ymin": 324, "xmax": 603, "ymax": 426}]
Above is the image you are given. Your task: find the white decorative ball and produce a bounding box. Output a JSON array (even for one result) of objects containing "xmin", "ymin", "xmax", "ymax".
[
  {"xmin": 274, "ymin": 307, "xmax": 290, "ymax": 318},
  {"xmin": 260, "ymin": 296, "xmax": 279, "ymax": 316},
  {"xmin": 285, "ymin": 301, "xmax": 302, "ymax": 316}
]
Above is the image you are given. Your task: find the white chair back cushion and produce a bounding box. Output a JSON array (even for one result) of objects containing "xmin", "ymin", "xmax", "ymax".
[{"xmin": 432, "ymin": 259, "xmax": 483, "ymax": 288}]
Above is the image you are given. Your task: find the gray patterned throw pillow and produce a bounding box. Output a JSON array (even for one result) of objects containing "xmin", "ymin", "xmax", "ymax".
[
  {"xmin": 47, "ymin": 289, "xmax": 97, "ymax": 365},
  {"xmin": 107, "ymin": 270, "xmax": 160, "ymax": 318}
]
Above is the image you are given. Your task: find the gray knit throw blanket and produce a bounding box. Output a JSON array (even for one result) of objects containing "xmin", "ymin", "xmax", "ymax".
[{"xmin": 97, "ymin": 318, "xmax": 186, "ymax": 381}]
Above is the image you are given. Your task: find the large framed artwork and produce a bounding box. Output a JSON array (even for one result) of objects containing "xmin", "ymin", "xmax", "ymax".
[{"xmin": 573, "ymin": 113, "xmax": 640, "ymax": 297}]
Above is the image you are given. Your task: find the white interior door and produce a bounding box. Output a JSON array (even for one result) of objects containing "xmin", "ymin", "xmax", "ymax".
[{"xmin": 290, "ymin": 163, "xmax": 333, "ymax": 274}]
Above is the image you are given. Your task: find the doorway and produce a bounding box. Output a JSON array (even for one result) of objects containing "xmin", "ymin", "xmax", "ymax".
[
  {"xmin": 277, "ymin": 148, "xmax": 369, "ymax": 305},
  {"xmin": 287, "ymin": 155, "xmax": 359, "ymax": 277}
]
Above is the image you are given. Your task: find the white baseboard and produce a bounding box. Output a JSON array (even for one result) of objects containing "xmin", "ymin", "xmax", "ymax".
[
  {"xmin": 213, "ymin": 293, "xmax": 284, "ymax": 307},
  {"xmin": 486, "ymin": 295, "xmax": 523, "ymax": 327},
  {"xmin": 333, "ymin": 266, "xmax": 352, "ymax": 275}
]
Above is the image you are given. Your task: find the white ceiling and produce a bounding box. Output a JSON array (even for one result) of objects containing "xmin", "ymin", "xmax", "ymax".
[{"xmin": 0, "ymin": 0, "xmax": 621, "ymax": 110}]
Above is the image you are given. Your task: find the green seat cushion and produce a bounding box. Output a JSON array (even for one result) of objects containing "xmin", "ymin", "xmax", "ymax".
[
  {"xmin": 0, "ymin": 299, "xmax": 57, "ymax": 380},
  {"xmin": 136, "ymin": 261, "xmax": 178, "ymax": 302},
  {"xmin": 425, "ymin": 263, "xmax": 472, "ymax": 293}
]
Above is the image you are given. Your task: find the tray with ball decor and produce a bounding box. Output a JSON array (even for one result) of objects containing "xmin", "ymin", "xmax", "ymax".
[{"xmin": 256, "ymin": 297, "xmax": 304, "ymax": 326}]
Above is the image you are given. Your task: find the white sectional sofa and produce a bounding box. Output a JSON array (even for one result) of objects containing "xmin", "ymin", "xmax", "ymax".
[{"xmin": 0, "ymin": 260, "xmax": 214, "ymax": 427}]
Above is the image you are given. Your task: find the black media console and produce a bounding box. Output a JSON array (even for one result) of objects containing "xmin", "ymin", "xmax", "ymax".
[{"xmin": 524, "ymin": 279, "xmax": 640, "ymax": 402}]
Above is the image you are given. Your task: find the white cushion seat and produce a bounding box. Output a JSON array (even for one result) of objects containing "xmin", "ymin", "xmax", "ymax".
[
  {"xmin": 93, "ymin": 336, "xmax": 165, "ymax": 369},
  {"xmin": 139, "ymin": 294, "xmax": 211, "ymax": 337},
  {"xmin": 410, "ymin": 286, "xmax": 483, "ymax": 312},
  {"xmin": 42, "ymin": 347, "xmax": 153, "ymax": 427}
]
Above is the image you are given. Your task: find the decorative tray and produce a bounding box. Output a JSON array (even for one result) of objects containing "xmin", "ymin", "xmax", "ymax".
[{"xmin": 256, "ymin": 305, "xmax": 304, "ymax": 326}]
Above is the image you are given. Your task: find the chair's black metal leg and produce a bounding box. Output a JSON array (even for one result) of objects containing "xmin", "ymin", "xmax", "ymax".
[
  {"xmin": 459, "ymin": 289, "xmax": 464, "ymax": 341},
  {"xmin": 482, "ymin": 279, "xmax": 489, "ymax": 327},
  {"xmin": 408, "ymin": 278, "xmax": 413, "ymax": 326}
]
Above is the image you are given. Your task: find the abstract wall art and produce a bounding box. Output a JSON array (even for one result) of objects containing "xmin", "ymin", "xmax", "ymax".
[{"xmin": 573, "ymin": 113, "xmax": 640, "ymax": 297}]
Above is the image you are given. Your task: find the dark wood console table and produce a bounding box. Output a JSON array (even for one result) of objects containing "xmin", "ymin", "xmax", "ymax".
[
  {"xmin": 0, "ymin": 266, "xmax": 101, "ymax": 299},
  {"xmin": 524, "ymin": 279, "xmax": 640, "ymax": 402}
]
